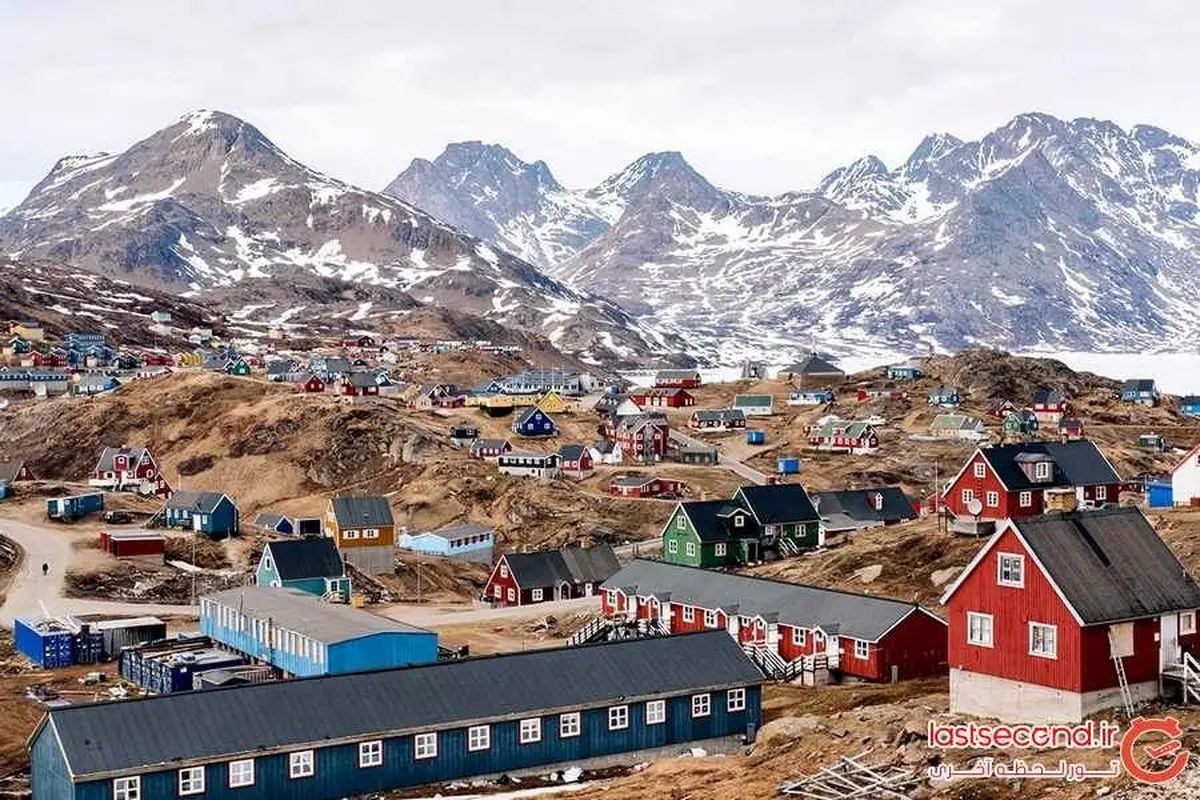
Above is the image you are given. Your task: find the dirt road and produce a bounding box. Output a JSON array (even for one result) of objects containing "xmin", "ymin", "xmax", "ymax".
[
  {"xmin": 0, "ymin": 517, "xmax": 195, "ymax": 626},
  {"xmin": 670, "ymin": 431, "xmax": 769, "ymax": 485}
]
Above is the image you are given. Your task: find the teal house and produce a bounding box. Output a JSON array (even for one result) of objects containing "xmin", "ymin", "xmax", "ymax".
[{"xmin": 257, "ymin": 538, "xmax": 351, "ymax": 601}]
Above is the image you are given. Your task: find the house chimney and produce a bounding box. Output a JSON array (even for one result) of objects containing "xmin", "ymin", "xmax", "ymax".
[{"xmin": 1044, "ymin": 488, "xmax": 1077, "ymax": 514}]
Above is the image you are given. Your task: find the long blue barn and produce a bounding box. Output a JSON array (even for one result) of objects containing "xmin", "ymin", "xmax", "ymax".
[{"xmin": 30, "ymin": 632, "xmax": 761, "ymax": 800}]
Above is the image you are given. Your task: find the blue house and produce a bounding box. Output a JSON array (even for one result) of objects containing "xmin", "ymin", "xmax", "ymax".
[
  {"xmin": 886, "ymin": 363, "xmax": 922, "ymax": 380},
  {"xmin": 1122, "ymin": 378, "xmax": 1159, "ymax": 405},
  {"xmin": 30, "ymin": 632, "xmax": 761, "ymax": 800},
  {"xmin": 926, "ymin": 385, "xmax": 961, "ymax": 408},
  {"xmin": 255, "ymin": 512, "xmax": 294, "ymax": 535},
  {"xmin": 1180, "ymin": 396, "xmax": 1200, "ymax": 416},
  {"xmin": 200, "ymin": 586, "xmax": 436, "ymax": 677},
  {"xmin": 787, "ymin": 389, "xmax": 833, "ymax": 406},
  {"xmin": 398, "ymin": 522, "xmax": 495, "ymax": 563},
  {"xmin": 161, "ymin": 490, "xmax": 240, "ymax": 538},
  {"xmin": 512, "ymin": 406, "xmax": 557, "ymax": 438},
  {"xmin": 257, "ymin": 538, "xmax": 351, "ymax": 600}
]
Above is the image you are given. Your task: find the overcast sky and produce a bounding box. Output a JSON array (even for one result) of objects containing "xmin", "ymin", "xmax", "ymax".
[{"xmin": 3, "ymin": 0, "xmax": 1200, "ymax": 211}]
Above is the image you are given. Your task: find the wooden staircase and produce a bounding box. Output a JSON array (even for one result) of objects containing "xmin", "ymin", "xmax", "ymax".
[{"xmin": 1163, "ymin": 651, "xmax": 1200, "ymax": 705}]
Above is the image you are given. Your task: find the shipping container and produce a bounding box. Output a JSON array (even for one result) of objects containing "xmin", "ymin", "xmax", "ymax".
[
  {"xmin": 14, "ymin": 618, "xmax": 75, "ymax": 668},
  {"xmin": 91, "ymin": 617, "xmax": 168, "ymax": 659},
  {"xmin": 777, "ymin": 456, "xmax": 801, "ymax": 475},
  {"xmin": 746, "ymin": 430, "xmax": 766, "ymax": 445},
  {"xmin": 46, "ymin": 492, "xmax": 105, "ymax": 521},
  {"xmin": 193, "ymin": 664, "xmax": 274, "ymax": 690},
  {"xmin": 0, "ymin": 482, "xmax": 8, "ymax": 501}
]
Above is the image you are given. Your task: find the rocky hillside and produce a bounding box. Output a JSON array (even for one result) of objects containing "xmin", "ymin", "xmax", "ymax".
[
  {"xmin": 387, "ymin": 114, "xmax": 1200, "ymax": 361},
  {"xmin": 0, "ymin": 111, "xmax": 677, "ymax": 365}
]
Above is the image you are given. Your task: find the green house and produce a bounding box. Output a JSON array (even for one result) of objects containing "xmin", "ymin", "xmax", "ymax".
[
  {"xmin": 661, "ymin": 484, "xmax": 824, "ymax": 568},
  {"xmin": 226, "ymin": 358, "xmax": 252, "ymax": 376},
  {"xmin": 256, "ymin": 538, "xmax": 352, "ymax": 602}
]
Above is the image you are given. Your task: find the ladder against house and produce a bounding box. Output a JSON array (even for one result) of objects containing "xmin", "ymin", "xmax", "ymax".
[{"xmin": 1108, "ymin": 628, "xmax": 1136, "ymax": 717}]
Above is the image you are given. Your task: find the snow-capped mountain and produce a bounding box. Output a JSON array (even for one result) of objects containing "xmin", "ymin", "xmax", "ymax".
[
  {"xmin": 388, "ymin": 115, "xmax": 1200, "ymax": 362},
  {"xmin": 0, "ymin": 111, "xmax": 675, "ymax": 364}
]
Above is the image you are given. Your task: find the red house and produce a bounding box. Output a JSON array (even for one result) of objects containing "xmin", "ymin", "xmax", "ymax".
[
  {"xmin": 614, "ymin": 414, "xmax": 670, "ymax": 463},
  {"xmin": 1032, "ymin": 389, "xmax": 1068, "ymax": 424},
  {"xmin": 485, "ymin": 544, "xmax": 621, "ymax": 607},
  {"xmin": 469, "ymin": 438, "xmax": 513, "ymax": 461},
  {"xmin": 340, "ymin": 373, "xmax": 381, "ymax": 397},
  {"xmin": 99, "ymin": 530, "xmax": 166, "ymax": 562},
  {"xmin": 31, "ymin": 351, "xmax": 66, "ymax": 368},
  {"xmin": 602, "ymin": 560, "xmax": 947, "ymax": 683},
  {"xmin": 943, "ymin": 440, "xmax": 1121, "ymax": 521},
  {"xmin": 556, "ymin": 444, "xmax": 595, "ymax": 479},
  {"xmin": 630, "ymin": 387, "xmax": 696, "ymax": 408},
  {"xmin": 941, "ymin": 506, "xmax": 1200, "ymax": 722},
  {"xmin": 142, "ymin": 353, "xmax": 174, "ymax": 367},
  {"xmin": 607, "ymin": 475, "xmax": 684, "ymax": 498},
  {"xmin": 653, "ymin": 369, "xmax": 702, "ymax": 389},
  {"xmin": 300, "ymin": 374, "xmax": 326, "ymax": 393},
  {"xmin": 90, "ymin": 446, "xmax": 171, "ymax": 498}
]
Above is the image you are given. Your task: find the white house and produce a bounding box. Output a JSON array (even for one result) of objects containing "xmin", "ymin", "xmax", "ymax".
[
  {"xmin": 1171, "ymin": 444, "xmax": 1200, "ymax": 506},
  {"xmin": 498, "ymin": 451, "xmax": 561, "ymax": 480},
  {"xmin": 588, "ymin": 440, "xmax": 624, "ymax": 465}
]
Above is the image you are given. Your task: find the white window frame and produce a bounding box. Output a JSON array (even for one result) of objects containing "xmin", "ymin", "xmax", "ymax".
[
  {"xmin": 1029, "ymin": 622, "xmax": 1058, "ymax": 659},
  {"xmin": 854, "ymin": 639, "xmax": 870, "ymax": 660},
  {"xmin": 727, "ymin": 687, "xmax": 747, "ymax": 712},
  {"xmin": 682, "ymin": 606, "xmax": 695, "ymax": 623},
  {"xmin": 343, "ymin": 530, "xmax": 358, "ymax": 540},
  {"xmin": 520, "ymin": 718, "xmax": 542, "ymax": 744},
  {"xmin": 1035, "ymin": 461, "xmax": 1051, "ymax": 480},
  {"xmin": 967, "ymin": 612, "xmax": 994, "ymax": 648},
  {"xmin": 507, "ymin": 587, "xmax": 515, "ymax": 602},
  {"xmin": 961, "ymin": 489, "xmax": 974, "ymax": 504},
  {"xmin": 359, "ymin": 740, "xmax": 383, "ymax": 768},
  {"xmin": 685, "ymin": 541, "xmax": 696, "ymax": 557},
  {"xmin": 289, "ymin": 750, "xmax": 314, "ymax": 779},
  {"xmin": 467, "ymin": 724, "xmax": 490, "ymax": 752},
  {"xmin": 676, "ymin": 515, "xmax": 686, "ymax": 530},
  {"xmin": 492, "ymin": 585, "xmax": 503, "ymax": 599},
  {"xmin": 733, "ymin": 515, "xmax": 745, "ymax": 528},
  {"xmin": 609, "ymin": 705, "xmax": 629, "ymax": 730},
  {"xmin": 646, "ymin": 699, "xmax": 666, "ymax": 725},
  {"xmin": 973, "ymin": 463, "xmax": 986, "ymax": 479},
  {"xmin": 113, "ymin": 776, "xmax": 141, "ymax": 800},
  {"xmin": 1182, "ymin": 612, "xmax": 1197, "ymax": 636},
  {"xmin": 178, "ymin": 766, "xmax": 205, "ymax": 795},
  {"xmin": 414, "ymin": 732, "xmax": 438, "ymax": 760},
  {"xmin": 692, "ymin": 693, "xmax": 711, "ymax": 718},
  {"xmin": 499, "ymin": 563, "xmax": 509, "ymax": 578},
  {"xmin": 1019, "ymin": 491, "xmax": 1032, "ymax": 508},
  {"xmin": 1096, "ymin": 486, "xmax": 1107, "ymax": 501},
  {"xmin": 667, "ymin": 539, "xmax": 678, "ymax": 554},
  {"xmin": 714, "ymin": 542, "xmax": 727, "ymax": 557},
  {"xmin": 560, "ymin": 712, "xmax": 581, "ymax": 738},
  {"xmin": 228, "ymin": 759, "xmax": 255, "ymax": 788},
  {"xmin": 792, "ymin": 627, "xmax": 806, "ymax": 646},
  {"xmin": 997, "ymin": 553, "xmax": 1025, "ymax": 587},
  {"xmin": 703, "ymin": 609, "xmax": 718, "ymax": 628},
  {"xmin": 531, "ymin": 588, "xmax": 544, "ymax": 602},
  {"xmin": 985, "ymin": 491, "xmax": 999, "ymax": 508}
]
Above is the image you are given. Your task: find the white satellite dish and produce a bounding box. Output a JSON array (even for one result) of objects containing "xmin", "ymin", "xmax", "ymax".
[{"xmin": 966, "ymin": 498, "xmax": 984, "ymax": 518}]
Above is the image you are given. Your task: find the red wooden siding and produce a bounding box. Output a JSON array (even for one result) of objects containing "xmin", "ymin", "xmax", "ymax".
[
  {"xmin": 876, "ymin": 610, "xmax": 949, "ymax": 681},
  {"xmin": 1079, "ymin": 620, "xmax": 1159, "ymax": 692},
  {"xmin": 483, "ymin": 557, "xmax": 522, "ymax": 607}
]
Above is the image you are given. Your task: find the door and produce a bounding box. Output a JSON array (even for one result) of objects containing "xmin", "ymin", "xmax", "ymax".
[
  {"xmin": 584, "ymin": 583, "xmax": 593, "ymax": 597},
  {"xmin": 1161, "ymin": 614, "xmax": 1180, "ymax": 669},
  {"xmin": 1109, "ymin": 622, "xmax": 1134, "ymax": 658},
  {"xmin": 556, "ymin": 582, "xmax": 570, "ymax": 601}
]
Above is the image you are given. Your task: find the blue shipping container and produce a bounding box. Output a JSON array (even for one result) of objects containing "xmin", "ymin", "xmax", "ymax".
[
  {"xmin": 777, "ymin": 457, "xmax": 801, "ymax": 475},
  {"xmin": 46, "ymin": 492, "xmax": 104, "ymax": 520},
  {"xmin": 14, "ymin": 618, "xmax": 75, "ymax": 668},
  {"xmin": 0, "ymin": 482, "xmax": 8, "ymax": 501},
  {"xmin": 1148, "ymin": 482, "xmax": 1173, "ymax": 509},
  {"xmin": 746, "ymin": 430, "xmax": 766, "ymax": 445}
]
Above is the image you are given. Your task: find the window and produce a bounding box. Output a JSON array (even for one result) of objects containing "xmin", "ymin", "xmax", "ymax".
[
  {"xmin": 873, "ymin": 493, "xmax": 884, "ymax": 511},
  {"xmin": 414, "ymin": 732, "xmax": 438, "ymax": 760},
  {"xmin": 704, "ymin": 609, "xmax": 718, "ymax": 628},
  {"xmin": 973, "ymin": 463, "xmax": 986, "ymax": 479},
  {"xmin": 532, "ymin": 588, "xmax": 544, "ymax": 602},
  {"xmin": 493, "ymin": 585, "xmax": 503, "ymax": 599},
  {"xmin": 507, "ymin": 587, "xmax": 515, "ymax": 602},
  {"xmin": 714, "ymin": 543, "xmax": 727, "ymax": 557},
  {"xmin": 676, "ymin": 515, "xmax": 686, "ymax": 530},
  {"xmin": 961, "ymin": 489, "xmax": 974, "ymax": 504},
  {"xmin": 228, "ymin": 759, "xmax": 255, "ymax": 788},
  {"xmin": 343, "ymin": 530, "xmax": 358, "ymax": 540},
  {"xmin": 667, "ymin": 539, "xmax": 678, "ymax": 554},
  {"xmin": 1183, "ymin": 612, "xmax": 1197, "ymax": 635},
  {"xmin": 114, "ymin": 776, "xmax": 141, "ymax": 800},
  {"xmin": 499, "ymin": 563, "xmax": 509, "ymax": 578},
  {"xmin": 854, "ymin": 639, "xmax": 870, "ymax": 660},
  {"xmin": 468, "ymin": 725, "xmax": 490, "ymax": 752},
  {"xmin": 1019, "ymin": 491, "xmax": 1032, "ymax": 508},
  {"xmin": 605, "ymin": 589, "xmax": 617, "ymax": 607},
  {"xmin": 609, "ymin": 705, "xmax": 629, "ymax": 730},
  {"xmin": 792, "ymin": 627, "xmax": 806, "ymax": 646},
  {"xmin": 1030, "ymin": 622, "xmax": 1057, "ymax": 658},
  {"xmin": 997, "ymin": 553, "xmax": 1025, "ymax": 587},
  {"xmin": 176, "ymin": 767, "xmax": 205, "ymax": 791},
  {"xmin": 967, "ymin": 612, "xmax": 994, "ymax": 647},
  {"xmin": 727, "ymin": 688, "xmax": 746, "ymax": 712},
  {"xmin": 682, "ymin": 606, "xmax": 695, "ymax": 623},
  {"xmin": 359, "ymin": 740, "xmax": 383, "ymax": 768},
  {"xmin": 692, "ymin": 693, "xmax": 711, "ymax": 718},
  {"xmin": 685, "ymin": 542, "xmax": 696, "ymax": 557},
  {"xmin": 733, "ymin": 514, "xmax": 745, "ymax": 528},
  {"xmin": 1035, "ymin": 462, "xmax": 1051, "ymax": 480},
  {"xmin": 364, "ymin": 529, "xmax": 380, "ymax": 539},
  {"xmin": 986, "ymin": 491, "xmax": 999, "ymax": 508},
  {"xmin": 560, "ymin": 712, "xmax": 581, "ymax": 738},
  {"xmin": 646, "ymin": 699, "xmax": 666, "ymax": 725},
  {"xmin": 1096, "ymin": 486, "xmax": 1107, "ymax": 501},
  {"xmin": 520, "ymin": 718, "xmax": 542, "ymax": 744},
  {"xmin": 263, "ymin": 555, "xmax": 273, "ymax": 572},
  {"xmin": 289, "ymin": 750, "xmax": 314, "ymax": 779}
]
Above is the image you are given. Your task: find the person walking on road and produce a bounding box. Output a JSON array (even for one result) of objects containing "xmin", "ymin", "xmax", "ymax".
[{"xmin": 42, "ymin": 562, "xmax": 49, "ymax": 577}]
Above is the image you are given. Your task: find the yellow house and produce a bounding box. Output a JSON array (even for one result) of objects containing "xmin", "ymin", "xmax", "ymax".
[
  {"xmin": 536, "ymin": 390, "xmax": 570, "ymax": 414},
  {"xmin": 11, "ymin": 321, "xmax": 44, "ymax": 342},
  {"xmin": 481, "ymin": 393, "xmax": 517, "ymax": 410},
  {"xmin": 175, "ymin": 351, "xmax": 204, "ymax": 366}
]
